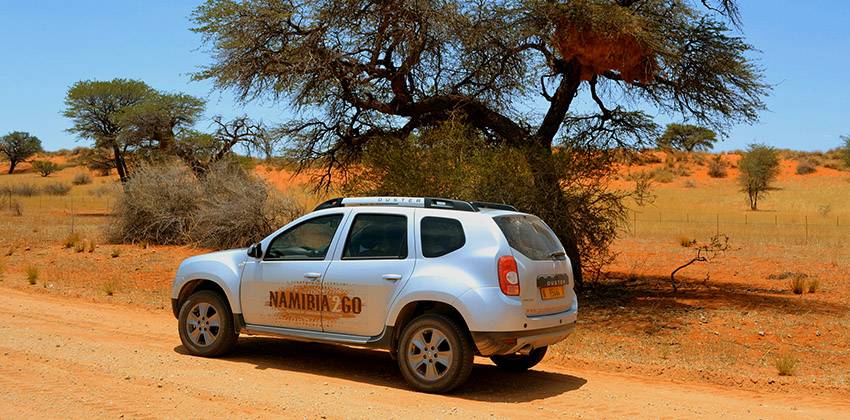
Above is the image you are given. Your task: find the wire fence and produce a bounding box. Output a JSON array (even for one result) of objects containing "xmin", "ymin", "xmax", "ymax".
[{"xmin": 624, "ymin": 211, "xmax": 850, "ymax": 246}]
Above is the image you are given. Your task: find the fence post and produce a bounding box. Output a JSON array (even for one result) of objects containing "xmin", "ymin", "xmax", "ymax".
[{"xmin": 716, "ymin": 213, "xmax": 719, "ymax": 235}]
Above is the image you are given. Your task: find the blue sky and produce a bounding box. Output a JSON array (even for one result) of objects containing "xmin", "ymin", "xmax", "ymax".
[{"xmin": 1, "ymin": 1, "xmax": 848, "ymax": 151}]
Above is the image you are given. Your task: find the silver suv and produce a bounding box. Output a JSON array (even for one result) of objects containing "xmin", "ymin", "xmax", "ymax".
[{"xmin": 171, "ymin": 197, "xmax": 578, "ymax": 393}]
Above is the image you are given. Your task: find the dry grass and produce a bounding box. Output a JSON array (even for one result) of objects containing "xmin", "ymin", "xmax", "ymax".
[
  {"xmin": 807, "ymin": 278, "xmax": 820, "ymax": 293},
  {"xmin": 774, "ymin": 353, "xmax": 798, "ymax": 376},
  {"xmin": 110, "ymin": 248, "xmax": 120, "ymax": 258},
  {"xmin": 101, "ymin": 280, "xmax": 116, "ymax": 296},
  {"xmin": 790, "ymin": 275, "xmax": 806, "ymax": 294},
  {"xmin": 25, "ymin": 265, "xmax": 38, "ymax": 285},
  {"xmin": 72, "ymin": 172, "xmax": 93, "ymax": 185},
  {"xmin": 43, "ymin": 182, "xmax": 71, "ymax": 196},
  {"xmin": 62, "ymin": 232, "xmax": 81, "ymax": 249}
]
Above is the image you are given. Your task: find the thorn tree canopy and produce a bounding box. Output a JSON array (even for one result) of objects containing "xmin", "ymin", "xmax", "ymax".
[{"xmin": 192, "ymin": 0, "xmax": 768, "ymax": 287}]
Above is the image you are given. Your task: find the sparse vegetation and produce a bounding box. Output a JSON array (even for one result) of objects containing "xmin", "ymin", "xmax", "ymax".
[
  {"xmin": 795, "ymin": 158, "xmax": 817, "ymax": 175},
  {"xmin": 807, "ymin": 278, "xmax": 820, "ymax": 293},
  {"xmin": 110, "ymin": 160, "xmax": 303, "ymax": 248},
  {"xmin": 62, "ymin": 232, "xmax": 82, "ymax": 249},
  {"xmin": 3, "ymin": 183, "xmax": 40, "ymax": 196},
  {"xmin": 32, "ymin": 160, "xmax": 60, "ymax": 177},
  {"xmin": 26, "ymin": 265, "xmax": 38, "ymax": 285},
  {"xmin": 43, "ymin": 182, "xmax": 71, "ymax": 196},
  {"xmin": 72, "ymin": 172, "xmax": 93, "ymax": 185},
  {"xmin": 774, "ymin": 353, "xmax": 797, "ymax": 376},
  {"xmin": 708, "ymin": 156, "xmax": 728, "ymax": 178},
  {"xmin": 670, "ymin": 235, "xmax": 730, "ymax": 291},
  {"xmin": 790, "ymin": 274, "xmax": 806, "ymax": 294},
  {"xmin": 7, "ymin": 200, "xmax": 22, "ymax": 217}
]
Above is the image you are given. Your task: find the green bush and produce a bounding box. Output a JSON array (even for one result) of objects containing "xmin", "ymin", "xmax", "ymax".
[{"xmin": 31, "ymin": 160, "xmax": 60, "ymax": 177}]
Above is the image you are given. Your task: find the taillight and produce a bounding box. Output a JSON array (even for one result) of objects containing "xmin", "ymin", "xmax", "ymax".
[{"xmin": 498, "ymin": 256, "xmax": 520, "ymax": 296}]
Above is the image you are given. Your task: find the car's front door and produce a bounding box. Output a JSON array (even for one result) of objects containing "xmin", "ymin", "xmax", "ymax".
[
  {"xmin": 240, "ymin": 212, "xmax": 346, "ymax": 330},
  {"xmin": 321, "ymin": 209, "xmax": 416, "ymax": 337}
]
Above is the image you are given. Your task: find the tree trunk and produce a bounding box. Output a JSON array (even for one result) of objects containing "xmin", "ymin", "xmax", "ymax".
[
  {"xmin": 112, "ymin": 145, "xmax": 128, "ymax": 183},
  {"xmin": 7, "ymin": 160, "xmax": 16, "ymax": 174},
  {"xmin": 525, "ymin": 144, "xmax": 585, "ymax": 290}
]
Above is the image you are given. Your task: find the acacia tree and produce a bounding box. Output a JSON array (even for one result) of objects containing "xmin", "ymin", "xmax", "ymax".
[
  {"xmin": 192, "ymin": 0, "xmax": 766, "ymax": 287},
  {"xmin": 657, "ymin": 123, "xmax": 718, "ymax": 152},
  {"xmin": 174, "ymin": 116, "xmax": 268, "ymax": 175},
  {"xmin": 118, "ymin": 93, "xmax": 206, "ymax": 154},
  {"xmin": 738, "ymin": 143, "xmax": 780, "ymax": 210},
  {"xmin": 0, "ymin": 131, "xmax": 42, "ymax": 174},
  {"xmin": 64, "ymin": 79, "xmax": 154, "ymax": 182}
]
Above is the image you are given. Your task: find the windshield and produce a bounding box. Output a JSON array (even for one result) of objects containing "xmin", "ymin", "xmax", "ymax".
[{"xmin": 493, "ymin": 214, "xmax": 564, "ymax": 261}]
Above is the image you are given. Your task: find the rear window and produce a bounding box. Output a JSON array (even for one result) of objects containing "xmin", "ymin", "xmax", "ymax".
[
  {"xmin": 421, "ymin": 217, "xmax": 465, "ymax": 258},
  {"xmin": 493, "ymin": 215, "xmax": 563, "ymax": 261}
]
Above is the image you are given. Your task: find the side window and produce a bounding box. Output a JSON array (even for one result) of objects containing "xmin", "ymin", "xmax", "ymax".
[
  {"xmin": 421, "ymin": 217, "xmax": 465, "ymax": 258},
  {"xmin": 343, "ymin": 214, "xmax": 408, "ymax": 260},
  {"xmin": 265, "ymin": 214, "xmax": 343, "ymax": 261}
]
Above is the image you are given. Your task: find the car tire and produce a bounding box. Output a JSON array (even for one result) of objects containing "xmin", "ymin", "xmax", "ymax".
[
  {"xmin": 490, "ymin": 346, "xmax": 548, "ymax": 371},
  {"xmin": 178, "ymin": 290, "xmax": 238, "ymax": 357},
  {"xmin": 397, "ymin": 314, "xmax": 474, "ymax": 393}
]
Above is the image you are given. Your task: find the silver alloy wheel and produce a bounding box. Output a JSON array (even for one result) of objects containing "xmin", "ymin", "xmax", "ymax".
[
  {"xmin": 406, "ymin": 327, "xmax": 453, "ymax": 381},
  {"xmin": 186, "ymin": 302, "xmax": 221, "ymax": 347}
]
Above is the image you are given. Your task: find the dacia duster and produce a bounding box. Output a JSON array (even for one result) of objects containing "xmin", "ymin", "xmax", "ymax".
[{"xmin": 172, "ymin": 197, "xmax": 578, "ymax": 393}]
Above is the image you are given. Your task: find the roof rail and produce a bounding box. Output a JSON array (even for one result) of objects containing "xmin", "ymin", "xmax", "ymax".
[
  {"xmin": 312, "ymin": 196, "xmax": 478, "ymax": 212},
  {"xmin": 470, "ymin": 201, "xmax": 518, "ymax": 212}
]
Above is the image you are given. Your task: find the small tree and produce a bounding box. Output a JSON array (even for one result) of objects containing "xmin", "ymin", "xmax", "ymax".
[
  {"xmin": 657, "ymin": 124, "xmax": 718, "ymax": 152},
  {"xmin": 738, "ymin": 144, "xmax": 780, "ymax": 210},
  {"xmin": 0, "ymin": 131, "xmax": 42, "ymax": 174},
  {"xmin": 31, "ymin": 160, "xmax": 59, "ymax": 177}
]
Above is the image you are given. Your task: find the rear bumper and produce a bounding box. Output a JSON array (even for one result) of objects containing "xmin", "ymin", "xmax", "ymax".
[{"xmin": 471, "ymin": 320, "xmax": 576, "ymax": 356}]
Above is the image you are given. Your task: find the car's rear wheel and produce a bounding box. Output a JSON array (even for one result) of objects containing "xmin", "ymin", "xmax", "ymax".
[
  {"xmin": 397, "ymin": 314, "xmax": 474, "ymax": 393},
  {"xmin": 178, "ymin": 290, "xmax": 238, "ymax": 357},
  {"xmin": 490, "ymin": 346, "xmax": 548, "ymax": 371}
]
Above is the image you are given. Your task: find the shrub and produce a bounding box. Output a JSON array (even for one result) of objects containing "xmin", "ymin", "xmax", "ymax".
[
  {"xmin": 795, "ymin": 158, "xmax": 817, "ymax": 175},
  {"xmin": 72, "ymin": 172, "xmax": 93, "ymax": 185},
  {"xmin": 43, "ymin": 182, "xmax": 71, "ymax": 196},
  {"xmin": 708, "ymin": 156, "xmax": 727, "ymax": 178},
  {"xmin": 650, "ymin": 168, "xmax": 676, "ymax": 183},
  {"xmin": 26, "ymin": 265, "xmax": 38, "ymax": 285},
  {"xmin": 32, "ymin": 160, "xmax": 60, "ymax": 177},
  {"xmin": 790, "ymin": 274, "xmax": 806, "ymax": 294},
  {"xmin": 73, "ymin": 241, "xmax": 85, "ymax": 253},
  {"xmin": 3, "ymin": 183, "xmax": 40, "ymax": 196},
  {"xmin": 102, "ymin": 281, "xmax": 116, "ymax": 296},
  {"xmin": 807, "ymin": 278, "xmax": 820, "ymax": 293},
  {"xmin": 109, "ymin": 160, "xmax": 304, "ymax": 248},
  {"xmin": 111, "ymin": 248, "xmax": 120, "ymax": 258},
  {"xmin": 86, "ymin": 239, "xmax": 96, "ymax": 253},
  {"xmin": 683, "ymin": 179, "xmax": 696, "ymax": 188},
  {"xmin": 62, "ymin": 232, "xmax": 81, "ymax": 249},
  {"xmin": 774, "ymin": 353, "xmax": 797, "ymax": 376},
  {"xmin": 678, "ymin": 236, "xmax": 696, "ymax": 247}
]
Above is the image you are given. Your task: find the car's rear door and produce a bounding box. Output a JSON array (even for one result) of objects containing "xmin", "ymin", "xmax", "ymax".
[{"xmin": 320, "ymin": 208, "xmax": 416, "ymax": 336}]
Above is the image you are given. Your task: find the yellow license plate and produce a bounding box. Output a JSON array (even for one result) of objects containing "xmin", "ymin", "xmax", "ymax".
[{"xmin": 540, "ymin": 285, "xmax": 565, "ymax": 300}]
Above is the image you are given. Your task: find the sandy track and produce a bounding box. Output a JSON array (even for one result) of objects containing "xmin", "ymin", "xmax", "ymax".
[{"xmin": 0, "ymin": 287, "xmax": 846, "ymax": 419}]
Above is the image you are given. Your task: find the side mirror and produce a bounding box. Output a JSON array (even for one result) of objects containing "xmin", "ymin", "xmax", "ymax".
[{"xmin": 247, "ymin": 243, "xmax": 263, "ymax": 259}]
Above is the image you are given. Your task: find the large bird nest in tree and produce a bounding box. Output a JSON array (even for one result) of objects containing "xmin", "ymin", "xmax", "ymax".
[{"xmin": 552, "ymin": 0, "xmax": 658, "ymax": 84}]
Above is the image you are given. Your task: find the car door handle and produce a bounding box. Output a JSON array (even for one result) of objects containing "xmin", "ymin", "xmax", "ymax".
[
  {"xmin": 304, "ymin": 272, "xmax": 322, "ymax": 280},
  {"xmin": 382, "ymin": 274, "xmax": 402, "ymax": 281}
]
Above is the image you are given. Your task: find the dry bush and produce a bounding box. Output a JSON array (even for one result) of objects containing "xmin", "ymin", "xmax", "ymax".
[
  {"xmin": 110, "ymin": 248, "xmax": 120, "ymax": 258},
  {"xmin": 7, "ymin": 200, "xmax": 22, "ymax": 217},
  {"xmin": 62, "ymin": 232, "xmax": 81, "ymax": 249},
  {"xmin": 795, "ymin": 158, "xmax": 817, "ymax": 175},
  {"xmin": 683, "ymin": 179, "xmax": 696, "ymax": 188},
  {"xmin": 708, "ymin": 156, "xmax": 727, "ymax": 178},
  {"xmin": 790, "ymin": 275, "xmax": 806, "ymax": 294},
  {"xmin": 807, "ymin": 278, "xmax": 820, "ymax": 293},
  {"xmin": 678, "ymin": 236, "xmax": 696, "ymax": 248},
  {"xmin": 2, "ymin": 183, "xmax": 40, "ymax": 196},
  {"xmin": 102, "ymin": 280, "xmax": 116, "ymax": 296},
  {"xmin": 650, "ymin": 168, "xmax": 676, "ymax": 183},
  {"xmin": 768, "ymin": 271, "xmax": 808, "ymax": 281},
  {"xmin": 43, "ymin": 182, "xmax": 71, "ymax": 196},
  {"xmin": 26, "ymin": 265, "xmax": 38, "ymax": 285},
  {"xmin": 774, "ymin": 353, "xmax": 797, "ymax": 376},
  {"xmin": 72, "ymin": 172, "xmax": 93, "ymax": 185},
  {"xmin": 110, "ymin": 160, "xmax": 304, "ymax": 248},
  {"xmin": 73, "ymin": 241, "xmax": 85, "ymax": 253}
]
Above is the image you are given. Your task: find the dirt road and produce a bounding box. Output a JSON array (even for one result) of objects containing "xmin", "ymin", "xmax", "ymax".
[{"xmin": 0, "ymin": 287, "xmax": 846, "ymax": 419}]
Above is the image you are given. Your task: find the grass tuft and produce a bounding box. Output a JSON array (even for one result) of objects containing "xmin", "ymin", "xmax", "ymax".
[
  {"xmin": 774, "ymin": 353, "xmax": 797, "ymax": 376},
  {"xmin": 62, "ymin": 232, "xmax": 81, "ymax": 249},
  {"xmin": 790, "ymin": 274, "xmax": 806, "ymax": 294},
  {"xmin": 101, "ymin": 281, "xmax": 116, "ymax": 296},
  {"xmin": 807, "ymin": 278, "xmax": 820, "ymax": 293},
  {"xmin": 26, "ymin": 265, "xmax": 38, "ymax": 285},
  {"xmin": 110, "ymin": 248, "xmax": 120, "ymax": 258}
]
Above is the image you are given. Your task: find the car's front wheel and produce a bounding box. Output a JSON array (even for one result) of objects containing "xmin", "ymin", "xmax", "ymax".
[
  {"xmin": 397, "ymin": 314, "xmax": 474, "ymax": 393},
  {"xmin": 490, "ymin": 346, "xmax": 548, "ymax": 371},
  {"xmin": 178, "ymin": 290, "xmax": 238, "ymax": 357}
]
